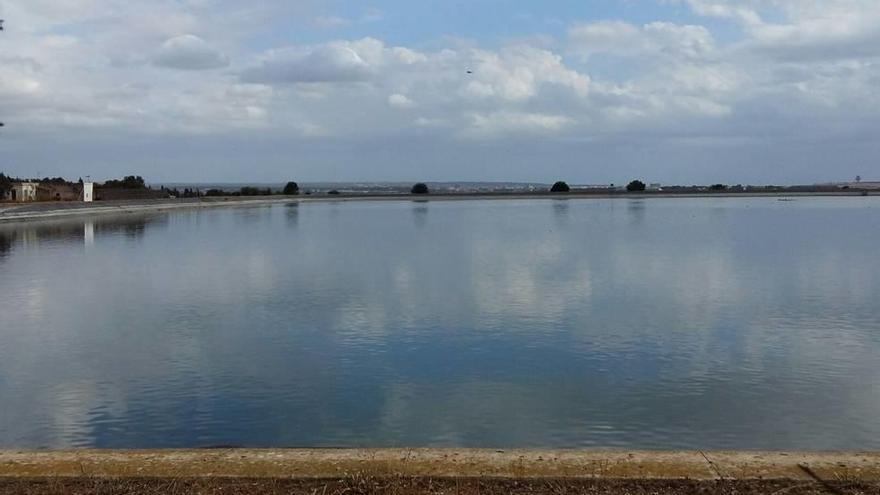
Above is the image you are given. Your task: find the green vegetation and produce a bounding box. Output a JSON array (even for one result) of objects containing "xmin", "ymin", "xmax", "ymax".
[
  {"xmin": 240, "ymin": 186, "xmax": 272, "ymax": 196},
  {"xmin": 103, "ymin": 176, "xmax": 146, "ymax": 189},
  {"xmin": 411, "ymin": 183, "xmax": 429, "ymax": 194},
  {"xmin": 283, "ymin": 182, "xmax": 300, "ymax": 195},
  {"xmin": 709, "ymin": 184, "xmax": 727, "ymax": 191},
  {"xmin": 160, "ymin": 187, "xmax": 201, "ymax": 198},
  {"xmin": 550, "ymin": 181, "xmax": 570, "ymax": 193},
  {"xmin": 0, "ymin": 173, "xmax": 12, "ymax": 191},
  {"xmin": 627, "ymin": 180, "xmax": 646, "ymax": 192}
]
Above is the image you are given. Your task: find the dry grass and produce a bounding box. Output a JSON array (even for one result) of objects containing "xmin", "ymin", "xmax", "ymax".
[{"xmin": 0, "ymin": 477, "xmax": 877, "ymax": 495}]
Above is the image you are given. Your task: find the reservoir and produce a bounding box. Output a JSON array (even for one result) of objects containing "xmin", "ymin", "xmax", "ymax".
[{"xmin": 1, "ymin": 197, "xmax": 878, "ymax": 449}]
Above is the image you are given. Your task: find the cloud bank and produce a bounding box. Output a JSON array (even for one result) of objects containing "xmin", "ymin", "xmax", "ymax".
[{"xmin": 0, "ymin": 0, "xmax": 878, "ymax": 182}]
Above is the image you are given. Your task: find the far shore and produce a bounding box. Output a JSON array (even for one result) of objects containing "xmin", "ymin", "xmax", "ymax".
[{"xmin": 0, "ymin": 190, "xmax": 874, "ymax": 223}]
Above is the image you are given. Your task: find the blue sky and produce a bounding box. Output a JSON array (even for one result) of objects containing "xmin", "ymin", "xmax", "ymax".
[{"xmin": 1, "ymin": 0, "xmax": 879, "ymax": 184}]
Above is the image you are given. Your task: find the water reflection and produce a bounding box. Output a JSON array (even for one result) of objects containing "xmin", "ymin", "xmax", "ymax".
[
  {"xmin": 84, "ymin": 221, "xmax": 94, "ymax": 246},
  {"xmin": 0, "ymin": 198, "xmax": 879, "ymax": 449},
  {"xmin": 412, "ymin": 202, "xmax": 428, "ymax": 228},
  {"xmin": 0, "ymin": 214, "xmax": 165, "ymax": 254},
  {"xmin": 626, "ymin": 199, "xmax": 646, "ymax": 225},
  {"xmin": 551, "ymin": 200, "xmax": 569, "ymax": 227},
  {"xmin": 285, "ymin": 202, "xmax": 299, "ymax": 227}
]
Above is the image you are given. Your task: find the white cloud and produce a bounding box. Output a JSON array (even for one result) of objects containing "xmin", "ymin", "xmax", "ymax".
[
  {"xmin": 568, "ymin": 20, "xmax": 716, "ymax": 61},
  {"xmin": 463, "ymin": 45, "xmax": 590, "ymax": 101},
  {"xmin": 464, "ymin": 112, "xmax": 574, "ymax": 137},
  {"xmin": 414, "ymin": 117, "xmax": 446, "ymax": 127},
  {"xmin": 241, "ymin": 44, "xmax": 371, "ymax": 83},
  {"xmin": 682, "ymin": 0, "xmax": 762, "ymax": 26},
  {"xmin": 2, "ymin": 0, "xmax": 880, "ymax": 181},
  {"xmin": 388, "ymin": 93, "xmax": 415, "ymax": 108},
  {"xmin": 153, "ymin": 34, "xmax": 229, "ymax": 70},
  {"xmin": 682, "ymin": 0, "xmax": 880, "ymax": 61}
]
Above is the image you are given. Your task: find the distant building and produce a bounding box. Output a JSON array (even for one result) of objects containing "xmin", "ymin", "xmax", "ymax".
[
  {"xmin": 576, "ymin": 184, "xmax": 617, "ymax": 190},
  {"xmin": 648, "ymin": 183, "xmax": 663, "ymax": 191},
  {"xmin": 3, "ymin": 182, "xmax": 38, "ymax": 202},
  {"xmin": 81, "ymin": 182, "xmax": 93, "ymax": 202},
  {"xmin": 1, "ymin": 181, "xmax": 95, "ymax": 202},
  {"xmin": 36, "ymin": 183, "xmax": 80, "ymax": 201},
  {"xmin": 848, "ymin": 181, "xmax": 880, "ymax": 190}
]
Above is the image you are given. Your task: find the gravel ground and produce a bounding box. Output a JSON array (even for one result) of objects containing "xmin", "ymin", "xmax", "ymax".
[{"xmin": 1, "ymin": 477, "xmax": 877, "ymax": 495}]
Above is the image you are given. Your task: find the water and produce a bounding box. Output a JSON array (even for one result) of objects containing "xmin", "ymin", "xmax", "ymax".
[{"xmin": 1, "ymin": 197, "xmax": 878, "ymax": 450}]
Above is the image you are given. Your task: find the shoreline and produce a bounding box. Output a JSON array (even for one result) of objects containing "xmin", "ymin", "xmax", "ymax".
[
  {"xmin": 1, "ymin": 449, "xmax": 878, "ymax": 480},
  {"xmin": 0, "ymin": 191, "xmax": 874, "ymax": 224}
]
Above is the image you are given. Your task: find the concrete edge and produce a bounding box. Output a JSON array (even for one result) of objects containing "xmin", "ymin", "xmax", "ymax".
[
  {"xmin": 1, "ymin": 450, "xmax": 878, "ymax": 481},
  {"xmin": 1, "ymin": 192, "xmax": 875, "ymax": 223},
  {"xmin": 0, "ymin": 198, "xmax": 292, "ymax": 223}
]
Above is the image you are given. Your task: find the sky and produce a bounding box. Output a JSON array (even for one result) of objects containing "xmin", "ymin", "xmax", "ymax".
[{"xmin": 0, "ymin": 0, "xmax": 879, "ymax": 184}]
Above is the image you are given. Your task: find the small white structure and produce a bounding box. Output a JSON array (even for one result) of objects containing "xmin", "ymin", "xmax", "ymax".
[
  {"xmin": 81, "ymin": 182, "xmax": 94, "ymax": 202},
  {"xmin": 648, "ymin": 183, "xmax": 663, "ymax": 191},
  {"xmin": 4, "ymin": 182, "xmax": 39, "ymax": 202},
  {"xmin": 848, "ymin": 181, "xmax": 880, "ymax": 190}
]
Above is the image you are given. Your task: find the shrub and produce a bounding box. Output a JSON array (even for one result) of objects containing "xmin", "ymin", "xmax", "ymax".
[
  {"xmin": 411, "ymin": 183, "xmax": 429, "ymax": 194},
  {"xmin": 709, "ymin": 183, "xmax": 727, "ymax": 191},
  {"xmin": 283, "ymin": 181, "xmax": 299, "ymax": 195},
  {"xmin": 103, "ymin": 176, "xmax": 146, "ymax": 189},
  {"xmin": 550, "ymin": 181, "xmax": 570, "ymax": 193},
  {"xmin": 328, "ymin": 190, "xmax": 340, "ymax": 195},
  {"xmin": 626, "ymin": 180, "xmax": 646, "ymax": 192}
]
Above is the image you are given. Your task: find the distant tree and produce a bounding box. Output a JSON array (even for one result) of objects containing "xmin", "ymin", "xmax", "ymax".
[
  {"xmin": 855, "ymin": 175, "xmax": 862, "ymax": 183},
  {"xmin": 205, "ymin": 189, "xmax": 227, "ymax": 197},
  {"xmin": 180, "ymin": 188, "xmax": 201, "ymax": 198},
  {"xmin": 103, "ymin": 175, "xmax": 146, "ymax": 189},
  {"xmin": 328, "ymin": 189, "xmax": 340, "ymax": 195},
  {"xmin": 0, "ymin": 173, "xmax": 11, "ymax": 194},
  {"xmin": 40, "ymin": 177, "xmax": 67, "ymax": 185},
  {"xmin": 626, "ymin": 180, "xmax": 646, "ymax": 192},
  {"xmin": 709, "ymin": 183, "xmax": 727, "ymax": 191},
  {"xmin": 240, "ymin": 186, "xmax": 262, "ymax": 196},
  {"xmin": 550, "ymin": 181, "xmax": 570, "ymax": 193},
  {"xmin": 282, "ymin": 181, "xmax": 299, "ymax": 195},
  {"xmin": 411, "ymin": 183, "xmax": 429, "ymax": 194}
]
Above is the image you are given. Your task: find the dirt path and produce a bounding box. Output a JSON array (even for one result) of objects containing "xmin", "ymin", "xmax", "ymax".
[{"xmin": 2, "ymin": 476, "xmax": 878, "ymax": 495}]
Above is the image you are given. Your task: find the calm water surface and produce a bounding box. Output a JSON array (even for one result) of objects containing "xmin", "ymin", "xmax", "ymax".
[{"xmin": 1, "ymin": 197, "xmax": 879, "ymax": 449}]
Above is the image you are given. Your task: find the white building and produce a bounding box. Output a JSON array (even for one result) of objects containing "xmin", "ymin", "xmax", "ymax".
[
  {"xmin": 4, "ymin": 182, "xmax": 39, "ymax": 202},
  {"xmin": 81, "ymin": 182, "xmax": 94, "ymax": 202},
  {"xmin": 849, "ymin": 181, "xmax": 880, "ymax": 190}
]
